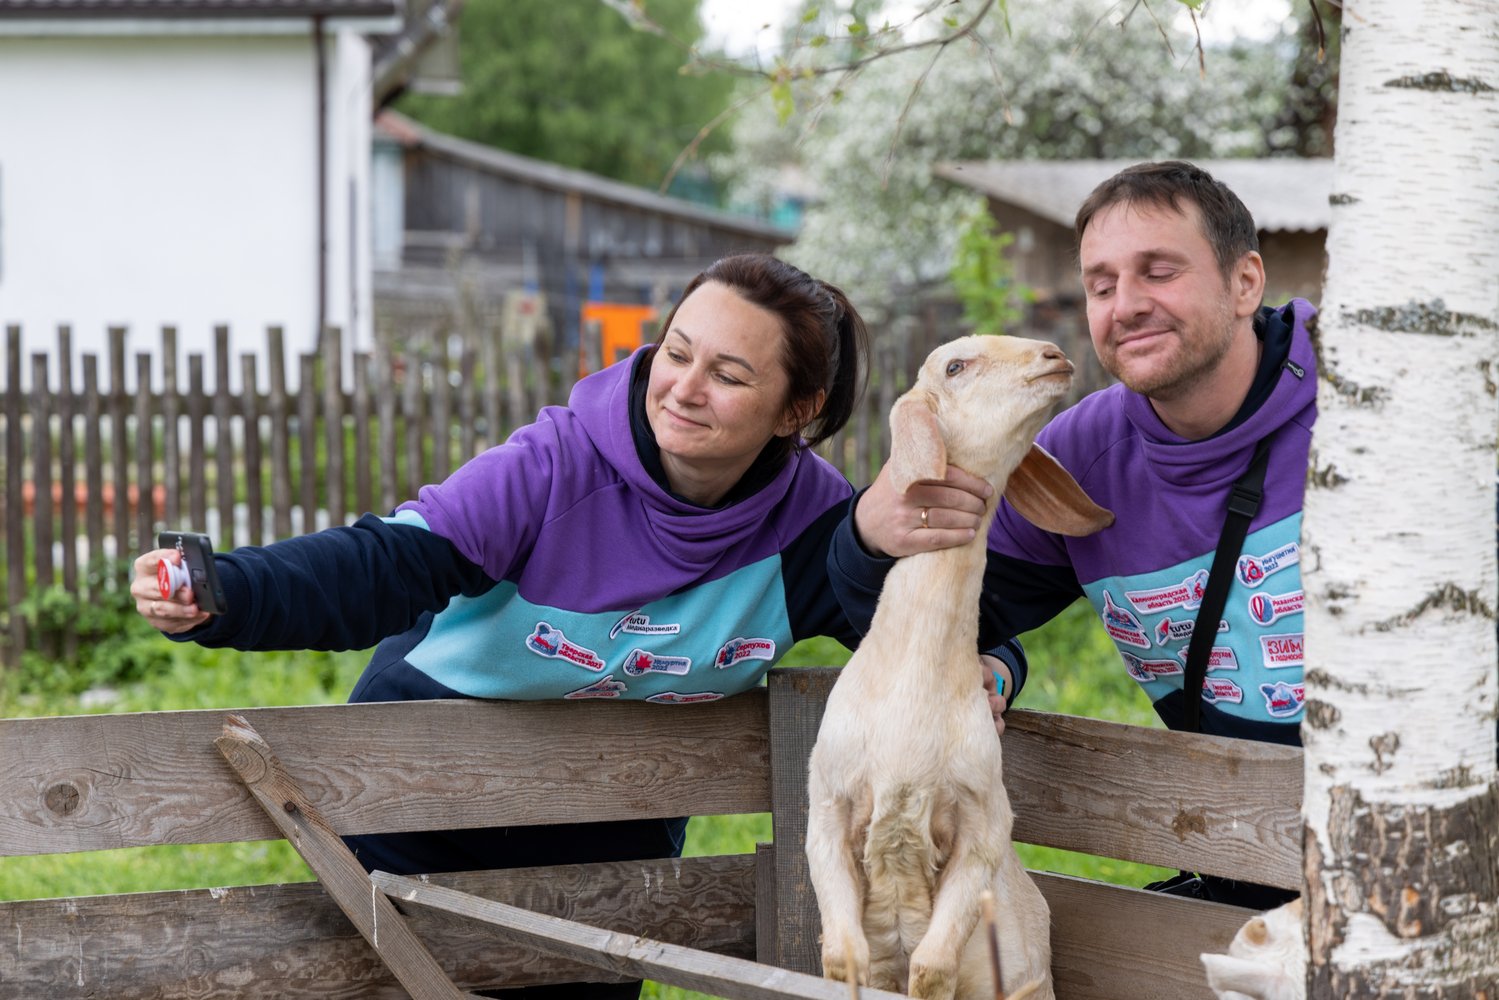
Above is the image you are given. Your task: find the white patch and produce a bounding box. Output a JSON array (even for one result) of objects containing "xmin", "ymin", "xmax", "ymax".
[
  {"xmin": 714, "ymin": 636, "xmax": 776, "ymax": 668},
  {"xmin": 1248, "ymin": 590, "xmax": 1304, "ymax": 627},
  {"xmin": 646, "ymin": 690, "xmax": 725, "ymax": 704},
  {"xmin": 1236, "ymin": 542, "xmax": 1300, "ymax": 589},
  {"xmin": 609, "ymin": 610, "xmax": 682, "ymax": 639},
  {"xmin": 1202, "ymin": 677, "xmax": 1244, "ymax": 705},
  {"xmin": 564, "ymin": 674, "xmax": 628, "ymax": 699},
  {"xmin": 1259, "ymin": 633, "xmax": 1304, "ymax": 669},
  {"xmin": 525, "ymin": 622, "xmax": 606, "ymax": 671},
  {"xmin": 1125, "ymin": 568, "xmax": 1209, "ymax": 613},
  {"xmin": 623, "ymin": 648, "xmax": 692, "ymax": 677},
  {"xmin": 1101, "ymin": 590, "xmax": 1151, "ymax": 649},
  {"xmin": 1121, "ymin": 651, "xmax": 1184, "ymax": 682}
]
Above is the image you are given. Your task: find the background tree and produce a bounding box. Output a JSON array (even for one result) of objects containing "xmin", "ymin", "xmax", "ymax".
[
  {"xmin": 714, "ymin": 0, "xmax": 1332, "ymax": 322},
  {"xmin": 1301, "ymin": 0, "xmax": 1499, "ymax": 993},
  {"xmin": 397, "ymin": 0, "xmax": 735, "ymax": 191}
]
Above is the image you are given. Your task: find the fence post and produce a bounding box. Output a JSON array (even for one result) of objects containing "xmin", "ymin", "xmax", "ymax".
[
  {"xmin": 56, "ymin": 327, "xmax": 78, "ymax": 663},
  {"xmin": 108, "ymin": 327, "xmax": 129, "ymax": 569},
  {"xmin": 322, "ymin": 325, "xmax": 344, "ymax": 525},
  {"xmin": 767, "ymin": 667, "xmax": 837, "ymax": 975},
  {"xmin": 241, "ymin": 353, "xmax": 264, "ymax": 546},
  {"xmin": 267, "ymin": 327, "xmax": 293, "ymax": 541},
  {"xmin": 3, "ymin": 328, "xmax": 21, "ymax": 661},
  {"xmin": 30, "ymin": 353, "xmax": 55, "ymax": 658}
]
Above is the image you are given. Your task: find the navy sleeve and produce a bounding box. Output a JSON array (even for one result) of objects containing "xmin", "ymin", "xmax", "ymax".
[
  {"xmin": 171, "ymin": 514, "xmax": 495, "ymax": 652},
  {"xmin": 825, "ymin": 487, "xmax": 893, "ymax": 638},
  {"xmin": 781, "ymin": 497, "xmax": 864, "ymax": 650}
]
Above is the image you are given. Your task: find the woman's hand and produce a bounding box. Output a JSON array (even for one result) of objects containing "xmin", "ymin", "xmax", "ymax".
[
  {"xmin": 131, "ymin": 549, "xmax": 211, "ymax": 634},
  {"xmin": 852, "ymin": 463, "xmax": 993, "ymax": 558},
  {"xmin": 980, "ymin": 653, "xmax": 1012, "ymax": 737}
]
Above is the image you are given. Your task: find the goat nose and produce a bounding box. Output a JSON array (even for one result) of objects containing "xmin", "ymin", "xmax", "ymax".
[{"xmin": 1042, "ymin": 346, "xmax": 1067, "ymax": 362}]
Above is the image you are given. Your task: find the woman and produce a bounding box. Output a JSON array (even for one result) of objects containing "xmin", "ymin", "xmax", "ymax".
[{"xmin": 133, "ymin": 254, "xmax": 876, "ymax": 998}]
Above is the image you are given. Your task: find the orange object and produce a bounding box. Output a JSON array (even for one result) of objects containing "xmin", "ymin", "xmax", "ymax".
[{"xmin": 579, "ymin": 302, "xmax": 659, "ymax": 376}]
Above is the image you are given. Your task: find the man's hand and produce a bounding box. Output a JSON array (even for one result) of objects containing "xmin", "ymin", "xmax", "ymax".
[
  {"xmin": 980, "ymin": 653, "xmax": 1012, "ymax": 737},
  {"xmin": 853, "ymin": 463, "xmax": 993, "ymax": 558},
  {"xmin": 131, "ymin": 549, "xmax": 211, "ymax": 634}
]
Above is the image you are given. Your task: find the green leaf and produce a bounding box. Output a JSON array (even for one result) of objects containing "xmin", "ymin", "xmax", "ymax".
[
  {"xmin": 1174, "ymin": 0, "xmax": 1206, "ymax": 8},
  {"xmin": 809, "ymin": 34, "xmax": 828, "ymax": 47},
  {"xmin": 846, "ymin": 20, "xmax": 865, "ymax": 35},
  {"xmin": 801, "ymin": 6, "xmax": 819, "ymax": 23},
  {"xmin": 943, "ymin": 15, "xmax": 959, "ymax": 28},
  {"xmin": 771, "ymin": 80, "xmax": 795, "ymax": 125}
]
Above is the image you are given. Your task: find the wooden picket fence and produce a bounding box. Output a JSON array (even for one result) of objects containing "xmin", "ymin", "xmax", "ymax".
[{"xmin": 0, "ymin": 317, "xmax": 937, "ymax": 666}]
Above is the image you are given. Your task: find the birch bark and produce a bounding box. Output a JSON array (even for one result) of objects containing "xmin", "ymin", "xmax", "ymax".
[{"xmin": 1301, "ymin": 0, "xmax": 1499, "ymax": 995}]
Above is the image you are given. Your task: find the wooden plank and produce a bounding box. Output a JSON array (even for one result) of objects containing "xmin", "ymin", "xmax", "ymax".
[
  {"xmin": 402, "ymin": 343, "xmax": 424, "ymax": 498},
  {"xmin": 215, "ymin": 328, "xmax": 236, "ymax": 548},
  {"xmin": 214, "ymin": 714, "xmax": 471, "ymax": 1000},
  {"xmin": 1003, "ymin": 709, "xmax": 1302, "ymax": 890},
  {"xmin": 376, "ymin": 341, "xmax": 398, "ymax": 514},
  {"xmin": 0, "ymin": 855, "xmax": 757, "ymax": 999},
  {"xmin": 767, "ymin": 667, "xmax": 835, "ymax": 975},
  {"xmin": 134, "ymin": 352, "xmax": 154, "ymax": 557},
  {"xmin": 241, "ymin": 354, "xmax": 264, "ymax": 546},
  {"xmin": 55, "ymin": 327, "xmax": 78, "ymax": 600},
  {"xmin": 30, "ymin": 354, "xmax": 54, "ymax": 599},
  {"xmin": 3, "ymin": 328, "xmax": 22, "ymax": 659},
  {"xmin": 431, "ymin": 333, "xmax": 452, "ymax": 481},
  {"xmin": 755, "ymin": 841, "xmax": 777, "ymax": 966},
  {"xmin": 108, "ymin": 326, "xmax": 129, "ymax": 558},
  {"xmin": 0, "ymin": 692, "xmax": 771, "ymax": 857},
  {"xmin": 267, "ymin": 327, "xmax": 293, "ymax": 541},
  {"xmin": 1034, "ymin": 871, "xmax": 1251, "ymax": 1000},
  {"xmin": 353, "ymin": 351, "xmax": 373, "ymax": 518},
  {"xmin": 81, "ymin": 356, "xmax": 104, "ymax": 588},
  {"xmin": 188, "ymin": 356, "xmax": 208, "ymax": 532},
  {"xmin": 762, "ymin": 670, "xmax": 1301, "ymax": 892},
  {"xmin": 162, "ymin": 326, "xmax": 180, "ymax": 530},
  {"xmin": 374, "ymin": 871, "xmax": 909, "ymax": 1000},
  {"xmin": 322, "ymin": 326, "xmax": 345, "ymax": 525},
  {"xmin": 298, "ymin": 353, "xmax": 318, "ymax": 534}
]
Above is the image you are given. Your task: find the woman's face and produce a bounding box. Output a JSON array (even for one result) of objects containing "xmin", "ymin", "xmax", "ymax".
[{"xmin": 646, "ymin": 281, "xmax": 798, "ymax": 504}]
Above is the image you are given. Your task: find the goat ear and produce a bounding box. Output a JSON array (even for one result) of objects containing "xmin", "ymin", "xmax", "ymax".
[
  {"xmin": 1004, "ymin": 444, "xmax": 1114, "ymax": 537},
  {"xmin": 888, "ymin": 392, "xmax": 946, "ymax": 493},
  {"xmin": 1200, "ymin": 953, "xmax": 1295, "ymax": 1000}
]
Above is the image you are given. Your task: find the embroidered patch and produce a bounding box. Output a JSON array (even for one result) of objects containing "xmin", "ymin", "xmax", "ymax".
[
  {"xmin": 525, "ymin": 622, "xmax": 606, "ymax": 671},
  {"xmin": 1101, "ymin": 591, "xmax": 1151, "ymax": 650},
  {"xmin": 1155, "ymin": 615, "xmax": 1228, "ymax": 645},
  {"xmin": 1199, "ymin": 646, "xmax": 1240, "ymax": 672},
  {"xmin": 646, "ymin": 690, "xmax": 724, "ymax": 704},
  {"xmin": 1248, "ymin": 590, "xmax": 1304, "ymax": 627},
  {"xmin": 1121, "ymin": 651, "xmax": 1184, "ymax": 683},
  {"xmin": 715, "ymin": 637, "xmax": 776, "ymax": 669},
  {"xmin": 1237, "ymin": 542, "xmax": 1300, "ymax": 588},
  {"xmin": 1125, "ymin": 569, "xmax": 1209, "ymax": 614},
  {"xmin": 564, "ymin": 674, "xmax": 628, "ymax": 699},
  {"xmin": 623, "ymin": 648, "xmax": 692, "ymax": 677},
  {"xmin": 1259, "ymin": 632, "xmax": 1304, "ymax": 669},
  {"xmin": 1259, "ymin": 681, "xmax": 1305, "ymax": 718},
  {"xmin": 1201, "ymin": 677, "xmax": 1244, "ymax": 705},
  {"xmin": 609, "ymin": 610, "xmax": 682, "ymax": 640}
]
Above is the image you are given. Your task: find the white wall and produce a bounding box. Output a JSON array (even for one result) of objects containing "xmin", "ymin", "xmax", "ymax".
[{"xmin": 0, "ymin": 31, "xmax": 374, "ymax": 390}]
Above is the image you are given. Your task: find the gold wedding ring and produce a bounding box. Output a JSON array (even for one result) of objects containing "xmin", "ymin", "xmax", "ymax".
[{"xmin": 920, "ymin": 507, "xmax": 930, "ymax": 529}]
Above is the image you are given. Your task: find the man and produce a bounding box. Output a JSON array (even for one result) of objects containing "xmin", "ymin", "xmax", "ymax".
[{"xmin": 828, "ymin": 160, "xmax": 1315, "ymax": 906}]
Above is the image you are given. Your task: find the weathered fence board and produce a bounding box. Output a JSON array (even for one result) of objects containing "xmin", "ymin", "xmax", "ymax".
[
  {"xmin": 0, "ymin": 856, "xmax": 757, "ymax": 999},
  {"xmin": 0, "ymin": 694, "xmax": 771, "ymax": 857}
]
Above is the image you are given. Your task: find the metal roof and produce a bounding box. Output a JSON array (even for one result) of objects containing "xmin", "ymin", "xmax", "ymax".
[
  {"xmin": 0, "ymin": 0, "xmax": 398, "ymax": 18},
  {"xmin": 934, "ymin": 159, "xmax": 1335, "ymax": 234}
]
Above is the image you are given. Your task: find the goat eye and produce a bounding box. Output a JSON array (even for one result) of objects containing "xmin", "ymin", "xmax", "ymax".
[{"xmin": 945, "ymin": 360, "xmax": 965, "ymax": 377}]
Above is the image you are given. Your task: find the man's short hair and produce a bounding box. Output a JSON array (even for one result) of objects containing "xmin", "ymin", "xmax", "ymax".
[{"xmin": 1074, "ymin": 160, "xmax": 1260, "ymax": 276}]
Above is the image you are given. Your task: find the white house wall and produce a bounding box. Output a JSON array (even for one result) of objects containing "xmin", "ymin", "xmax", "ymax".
[{"xmin": 0, "ymin": 31, "xmax": 373, "ymax": 390}]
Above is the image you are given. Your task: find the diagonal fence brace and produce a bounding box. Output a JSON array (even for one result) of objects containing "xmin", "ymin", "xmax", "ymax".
[
  {"xmin": 215, "ymin": 712, "xmax": 480, "ymax": 1000},
  {"xmin": 372, "ymin": 870, "xmax": 909, "ymax": 1000}
]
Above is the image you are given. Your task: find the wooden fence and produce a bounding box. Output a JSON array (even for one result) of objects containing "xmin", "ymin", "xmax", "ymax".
[
  {"xmin": 0, "ymin": 317, "xmax": 941, "ymax": 666},
  {"xmin": 0, "ymin": 668, "xmax": 1300, "ymax": 997}
]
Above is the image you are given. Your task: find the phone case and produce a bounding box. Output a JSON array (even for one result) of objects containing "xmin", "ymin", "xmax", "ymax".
[{"xmin": 156, "ymin": 531, "xmax": 228, "ymax": 615}]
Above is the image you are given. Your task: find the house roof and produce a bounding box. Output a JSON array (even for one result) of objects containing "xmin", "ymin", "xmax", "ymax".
[
  {"xmin": 0, "ymin": 0, "xmax": 397, "ymax": 18},
  {"xmin": 375, "ymin": 111, "xmax": 795, "ymax": 245},
  {"xmin": 934, "ymin": 159, "xmax": 1335, "ymax": 234}
]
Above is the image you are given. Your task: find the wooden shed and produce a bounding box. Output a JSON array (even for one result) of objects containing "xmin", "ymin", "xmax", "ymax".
[{"xmin": 372, "ymin": 111, "xmax": 794, "ymax": 352}]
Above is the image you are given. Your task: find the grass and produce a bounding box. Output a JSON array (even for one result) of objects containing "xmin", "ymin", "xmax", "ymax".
[{"xmin": 1, "ymin": 599, "xmax": 1171, "ymax": 999}]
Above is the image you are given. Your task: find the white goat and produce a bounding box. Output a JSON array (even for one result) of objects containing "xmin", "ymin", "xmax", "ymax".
[
  {"xmin": 1201, "ymin": 898, "xmax": 1306, "ymax": 1000},
  {"xmin": 806, "ymin": 335, "xmax": 1114, "ymax": 1000}
]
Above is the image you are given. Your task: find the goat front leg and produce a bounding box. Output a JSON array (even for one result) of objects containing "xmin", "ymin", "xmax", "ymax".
[
  {"xmin": 907, "ymin": 834, "xmax": 998, "ymax": 1000},
  {"xmin": 806, "ymin": 782, "xmax": 871, "ymax": 987}
]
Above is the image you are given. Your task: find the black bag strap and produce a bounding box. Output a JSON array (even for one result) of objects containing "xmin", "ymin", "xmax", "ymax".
[{"xmin": 1182, "ymin": 436, "xmax": 1273, "ymax": 733}]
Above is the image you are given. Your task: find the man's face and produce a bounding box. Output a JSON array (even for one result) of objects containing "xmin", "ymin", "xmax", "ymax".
[{"xmin": 1079, "ymin": 200, "xmax": 1241, "ymax": 402}]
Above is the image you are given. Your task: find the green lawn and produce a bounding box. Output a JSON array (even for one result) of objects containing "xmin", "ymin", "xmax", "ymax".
[{"xmin": 1, "ymin": 600, "xmax": 1171, "ymax": 999}]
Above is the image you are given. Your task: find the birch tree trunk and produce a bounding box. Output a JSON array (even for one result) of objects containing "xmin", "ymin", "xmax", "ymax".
[{"xmin": 1301, "ymin": 0, "xmax": 1499, "ymax": 995}]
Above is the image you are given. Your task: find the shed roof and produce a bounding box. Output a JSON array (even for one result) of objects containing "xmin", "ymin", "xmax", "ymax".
[
  {"xmin": 0, "ymin": 0, "xmax": 397, "ymax": 18},
  {"xmin": 934, "ymin": 159, "xmax": 1334, "ymax": 234},
  {"xmin": 376, "ymin": 111, "xmax": 795, "ymax": 245}
]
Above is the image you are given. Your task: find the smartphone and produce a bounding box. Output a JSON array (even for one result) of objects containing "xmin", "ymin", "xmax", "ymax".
[{"xmin": 157, "ymin": 531, "xmax": 229, "ymax": 615}]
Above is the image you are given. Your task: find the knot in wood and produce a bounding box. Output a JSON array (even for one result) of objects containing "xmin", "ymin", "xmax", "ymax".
[{"xmin": 44, "ymin": 782, "xmax": 81, "ymax": 816}]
